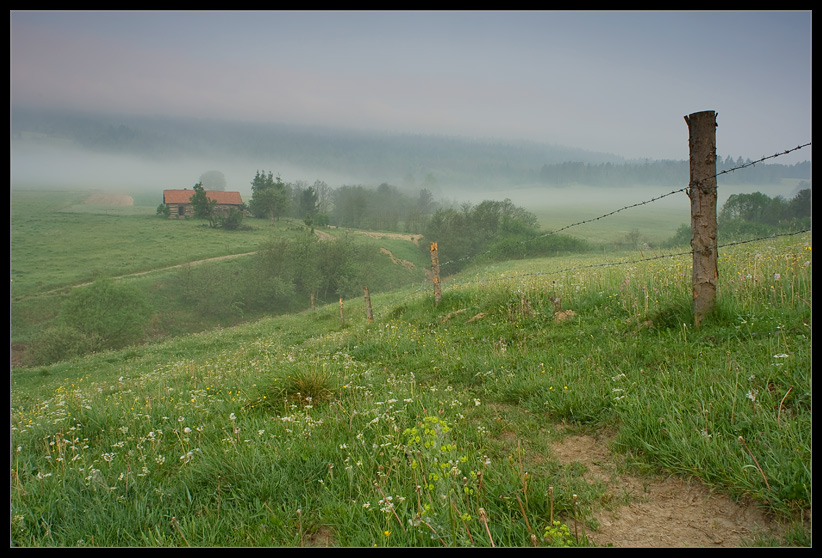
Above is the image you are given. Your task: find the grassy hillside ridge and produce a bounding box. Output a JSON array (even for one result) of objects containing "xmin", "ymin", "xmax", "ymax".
[
  {"xmin": 10, "ymin": 188, "xmax": 431, "ymax": 360},
  {"xmin": 10, "ymin": 232, "xmax": 811, "ymax": 546}
]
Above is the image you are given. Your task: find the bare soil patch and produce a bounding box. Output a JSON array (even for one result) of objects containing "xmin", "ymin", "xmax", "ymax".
[
  {"xmin": 379, "ymin": 248, "xmax": 417, "ymax": 271},
  {"xmin": 551, "ymin": 428, "xmax": 785, "ymax": 547},
  {"xmin": 356, "ymin": 231, "xmax": 423, "ymax": 245},
  {"xmin": 314, "ymin": 229, "xmax": 335, "ymax": 241}
]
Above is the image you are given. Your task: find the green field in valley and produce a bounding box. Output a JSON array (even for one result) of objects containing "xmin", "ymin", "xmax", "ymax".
[{"xmin": 10, "ymin": 185, "xmax": 811, "ymax": 547}]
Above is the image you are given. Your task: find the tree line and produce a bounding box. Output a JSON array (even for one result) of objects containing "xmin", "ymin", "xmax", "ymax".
[
  {"xmin": 664, "ymin": 186, "xmax": 811, "ymax": 247},
  {"xmin": 247, "ymin": 170, "xmax": 438, "ymax": 234},
  {"xmin": 246, "ymin": 171, "xmax": 588, "ymax": 272},
  {"xmin": 538, "ymin": 158, "xmax": 810, "ymax": 187},
  {"xmin": 421, "ymin": 199, "xmax": 590, "ymax": 274}
]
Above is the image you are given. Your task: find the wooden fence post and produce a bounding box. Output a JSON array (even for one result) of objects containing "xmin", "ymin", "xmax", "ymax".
[
  {"xmin": 363, "ymin": 286, "xmax": 374, "ymax": 323},
  {"xmin": 430, "ymin": 242, "xmax": 442, "ymax": 306},
  {"xmin": 684, "ymin": 110, "xmax": 719, "ymax": 327},
  {"xmin": 339, "ymin": 297, "xmax": 345, "ymax": 327}
]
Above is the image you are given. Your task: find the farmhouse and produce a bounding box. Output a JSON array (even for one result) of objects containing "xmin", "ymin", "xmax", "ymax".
[{"xmin": 162, "ymin": 188, "xmax": 245, "ymax": 219}]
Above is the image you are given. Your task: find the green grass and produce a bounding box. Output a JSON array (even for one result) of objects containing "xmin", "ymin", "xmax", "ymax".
[
  {"xmin": 11, "ymin": 189, "xmax": 280, "ymax": 300},
  {"xmin": 460, "ymin": 184, "xmax": 690, "ymax": 247},
  {"xmin": 10, "ymin": 228, "xmax": 811, "ymax": 546},
  {"xmin": 11, "ymin": 189, "xmax": 429, "ymax": 348}
]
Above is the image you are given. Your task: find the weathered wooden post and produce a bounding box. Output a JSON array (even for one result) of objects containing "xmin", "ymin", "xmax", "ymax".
[
  {"xmin": 339, "ymin": 297, "xmax": 345, "ymax": 326},
  {"xmin": 363, "ymin": 286, "xmax": 374, "ymax": 323},
  {"xmin": 684, "ymin": 110, "xmax": 719, "ymax": 327},
  {"xmin": 430, "ymin": 241, "xmax": 442, "ymax": 306}
]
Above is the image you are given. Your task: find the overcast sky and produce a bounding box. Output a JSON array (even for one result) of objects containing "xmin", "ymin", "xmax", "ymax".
[{"xmin": 11, "ymin": 10, "xmax": 812, "ymax": 163}]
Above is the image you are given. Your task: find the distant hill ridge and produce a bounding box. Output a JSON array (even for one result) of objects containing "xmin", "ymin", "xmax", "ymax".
[{"xmin": 11, "ymin": 107, "xmax": 810, "ymax": 190}]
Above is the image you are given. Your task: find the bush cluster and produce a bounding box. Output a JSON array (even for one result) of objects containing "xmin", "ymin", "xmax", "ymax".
[
  {"xmin": 176, "ymin": 231, "xmax": 392, "ymax": 320},
  {"xmin": 29, "ymin": 278, "xmax": 153, "ymax": 365},
  {"xmin": 421, "ymin": 198, "xmax": 587, "ymax": 273},
  {"xmin": 663, "ymin": 187, "xmax": 811, "ymax": 247}
]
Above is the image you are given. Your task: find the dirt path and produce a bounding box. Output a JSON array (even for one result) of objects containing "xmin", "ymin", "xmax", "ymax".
[
  {"xmin": 21, "ymin": 252, "xmax": 259, "ymax": 300},
  {"xmin": 551, "ymin": 428, "xmax": 786, "ymax": 547},
  {"xmin": 20, "ymin": 228, "xmax": 420, "ymax": 300},
  {"xmin": 353, "ymin": 230, "xmax": 422, "ymax": 245}
]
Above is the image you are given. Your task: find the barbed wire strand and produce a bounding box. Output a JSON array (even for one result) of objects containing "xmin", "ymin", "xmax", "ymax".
[
  {"xmin": 704, "ymin": 142, "xmax": 812, "ymax": 184},
  {"xmin": 370, "ymin": 141, "xmax": 811, "ymax": 316},
  {"xmin": 371, "ymin": 227, "xmax": 811, "ymax": 320},
  {"xmin": 438, "ymin": 141, "xmax": 811, "ymax": 271}
]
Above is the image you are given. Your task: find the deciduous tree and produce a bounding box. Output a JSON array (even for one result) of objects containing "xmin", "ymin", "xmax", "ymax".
[
  {"xmin": 249, "ymin": 170, "xmax": 290, "ymax": 222},
  {"xmin": 190, "ymin": 182, "xmax": 218, "ymax": 227}
]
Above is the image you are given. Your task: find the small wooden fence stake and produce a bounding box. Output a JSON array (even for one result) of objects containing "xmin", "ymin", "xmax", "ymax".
[
  {"xmin": 339, "ymin": 297, "xmax": 345, "ymax": 326},
  {"xmin": 363, "ymin": 286, "xmax": 374, "ymax": 323},
  {"xmin": 430, "ymin": 241, "xmax": 442, "ymax": 306}
]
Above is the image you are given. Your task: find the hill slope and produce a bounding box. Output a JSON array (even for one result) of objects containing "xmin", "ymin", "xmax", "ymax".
[{"xmin": 11, "ymin": 234, "xmax": 811, "ymax": 547}]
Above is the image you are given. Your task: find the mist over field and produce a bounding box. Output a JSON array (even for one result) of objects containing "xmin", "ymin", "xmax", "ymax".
[
  {"xmin": 10, "ymin": 106, "xmax": 632, "ymax": 199},
  {"xmin": 8, "ymin": 13, "xmax": 812, "ymax": 548},
  {"xmin": 11, "ymin": 108, "xmax": 809, "ymax": 218},
  {"xmin": 11, "ymin": 11, "xmax": 810, "ymax": 205},
  {"xmin": 10, "ymin": 117, "xmax": 373, "ymax": 198}
]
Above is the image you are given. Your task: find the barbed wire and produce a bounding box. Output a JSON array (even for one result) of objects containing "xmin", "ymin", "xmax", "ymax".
[
  {"xmin": 438, "ymin": 141, "xmax": 811, "ymax": 271},
  {"xmin": 709, "ymin": 142, "xmax": 812, "ymax": 182},
  {"xmin": 370, "ymin": 227, "xmax": 812, "ymax": 318},
  {"xmin": 361, "ymin": 141, "xmax": 812, "ymax": 319},
  {"xmin": 440, "ymin": 229, "xmax": 810, "ymax": 292}
]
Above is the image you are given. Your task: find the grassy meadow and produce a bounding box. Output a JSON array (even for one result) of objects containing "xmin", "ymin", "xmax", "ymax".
[
  {"xmin": 11, "ymin": 189, "xmax": 281, "ymax": 300},
  {"xmin": 454, "ymin": 183, "xmax": 691, "ymax": 247},
  {"xmin": 11, "ymin": 188, "xmax": 429, "ymax": 347},
  {"xmin": 10, "ymin": 186, "xmax": 812, "ymax": 546}
]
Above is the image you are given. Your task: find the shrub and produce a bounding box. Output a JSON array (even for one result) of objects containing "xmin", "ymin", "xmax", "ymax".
[
  {"xmin": 27, "ymin": 323, "xmax": 95, "ymax": 365},
  {"xmin": 59, "ymin": 278, "xmax": 153, "ymax": 352},
  {"xmin": 220, "ymin": 208, "xmax": 245, "ymax": 230}
]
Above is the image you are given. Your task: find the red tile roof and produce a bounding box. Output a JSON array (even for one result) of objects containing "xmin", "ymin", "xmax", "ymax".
[{"xmin": 163, "ymin": 189, "xmax": 243, "ymax": 205}]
